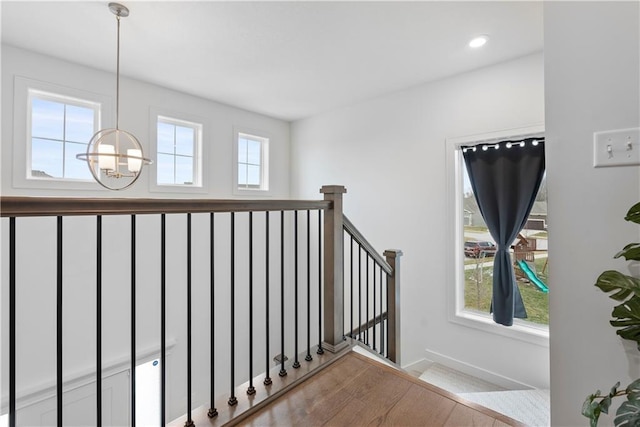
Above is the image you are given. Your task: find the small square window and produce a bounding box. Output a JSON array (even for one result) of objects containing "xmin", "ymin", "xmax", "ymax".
[
  {"xmin": 155, "ymin": 116, "xmax": 202, "ymax": 187},
  {"xmin": 13, "ymin": 77, "xmax": 112, "ymax": 190},
  {"xmin": 28, "ymin": 90, "xmax": 100, "ymax": 181},
  {"xmin": 235, "ymin": 131, "xmax": 269, "ymax": 192}
]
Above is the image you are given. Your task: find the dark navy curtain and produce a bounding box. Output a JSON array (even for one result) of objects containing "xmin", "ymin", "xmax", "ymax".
[{"xmin": 462, "ymin": 139, "xmax": 545, "ymax": 326}]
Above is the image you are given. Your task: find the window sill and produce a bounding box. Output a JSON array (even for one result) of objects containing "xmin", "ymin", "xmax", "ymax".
[
  {"xmin": 149, "ymin": 183, "xmax": 208, "ymax": 194},
  {"xmin": 232, "ymin": 187, "xmax": 271, "ymax": 197},
  {"xmin": 451, "ymin": 310, "xmax": 549, "ymax": 348}
]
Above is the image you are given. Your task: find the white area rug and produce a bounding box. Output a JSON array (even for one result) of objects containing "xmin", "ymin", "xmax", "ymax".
[
  {"xmin": 418, "ymin": 363, "xmax": 550, "ymax": 426},
  {"xmin": 459, "ymin": 389, "xmax": 551, "ymax": 427}
]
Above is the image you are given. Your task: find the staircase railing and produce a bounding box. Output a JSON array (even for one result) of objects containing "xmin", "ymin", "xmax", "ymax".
[
  {"xmin": 1, "ymin": 185, "xmax": 401, "ymax": 426},
  {"xmin": 343, "ymin": 215, "xmax": 402, "ymax": 364}
]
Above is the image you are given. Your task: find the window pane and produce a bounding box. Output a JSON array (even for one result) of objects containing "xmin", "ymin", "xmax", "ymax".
[
  {"xmin": 175, "ymin": 126, "xmax": 194, "ymax": 156},
  {"xmin": 157, "ymin": 122, "xmax": 175, "ymax": 154},
  {"xmin": 32, "ymin": 98, "xmax": 64, "ymax": 140},
  {"xmin": 156, "ymin": 153, "xmax": 175, "ymax": 185},
  {"xmin": 64, "ymin": 142, "xmax": 91, "ymax": 180},
  {"xmin": 32, "ymin": 138, "xmax": 63, "ymax": 178},
  {"xmin": 175, "ymin": 155, "xmax": 194, "ymax": 185},
  {"xmin": 247, "ymin": 165, "xmax": 261, "ymax": 186},
  {"xmin": 65, "ymin": 104, "xmax": 95, "ymax": 143},
  {"xmin": 247, "ymin": 139, "xmax": 261, "ymax": 165},
  {"xmin": 238, "ymin": 163, "xmax": 247, "ymax": 186},
  {"xmin": 238, "ymin": 138, "xmax": 248, "ymax": 163}
]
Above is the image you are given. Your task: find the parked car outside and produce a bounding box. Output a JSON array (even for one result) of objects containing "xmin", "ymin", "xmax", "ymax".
[{"xmin": 464, "ymin": 241, "xmax": 497, "ymax": 258}]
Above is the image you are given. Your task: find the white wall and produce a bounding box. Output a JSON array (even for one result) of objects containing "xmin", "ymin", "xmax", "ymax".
[
  {"xmin": 1, "ymin": 45, "xmax": 291, "ymax": 199},
  {"xmin": 291, "ymin": 53, "xmax": 550, "ymax": 388},
  {"xmin": 0, "ymin": 45, "xmax": 304, "ymax": 422},
  {"xmin": 544, "ymin": 3, "xmax": 640, "ymax": 426}
]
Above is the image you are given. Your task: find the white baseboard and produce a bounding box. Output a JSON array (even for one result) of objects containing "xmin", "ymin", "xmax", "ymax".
[
  {"xmin": 422, "ymin": 348, "xmax": 535, "ymax": 391},
  {"xmin": 403, "ymin": 358, "xmax": 433, "ymax": 374}
]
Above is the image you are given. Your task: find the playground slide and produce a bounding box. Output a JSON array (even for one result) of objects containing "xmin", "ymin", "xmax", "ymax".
[{"xmin": 516, "ymin": 260, "xmax": 549, "ymax": 293}]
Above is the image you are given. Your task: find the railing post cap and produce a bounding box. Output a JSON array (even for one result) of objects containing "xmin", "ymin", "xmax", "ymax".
[
  {"xmin": 320, "ymin": 185, "xmax": 347, "ymax": 194},
  {"xmin": 384, "ymin": 249, "xmax": 403, "ymax": 257}
]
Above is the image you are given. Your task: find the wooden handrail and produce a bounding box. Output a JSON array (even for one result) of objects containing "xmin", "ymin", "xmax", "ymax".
[
  {"xmin": 0, "ymin": 196, "xmax": 331, "ymax": 218},
  {"xmin": 343, "ymin": 215, "xmax": 392, "ymax": 274}
]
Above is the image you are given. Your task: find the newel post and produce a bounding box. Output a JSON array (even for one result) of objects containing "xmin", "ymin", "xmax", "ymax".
[
  {"xmin": 320, "ymin": 185, "xmax": 349, "ymax": 353},
  {"xmin": 384, "ymin": 249, "xmax": 403, "ymax": 365}
]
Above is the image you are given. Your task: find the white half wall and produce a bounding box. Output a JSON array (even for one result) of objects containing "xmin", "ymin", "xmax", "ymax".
[
  {"xmin": 544, "ymin": 3, "xmax": 640, "ymax": 426},
  {"xmin": 290, "ymin": 52, "xmax": 549, "ymax": 389}
]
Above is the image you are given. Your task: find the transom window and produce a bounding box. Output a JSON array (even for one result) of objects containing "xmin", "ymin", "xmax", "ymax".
[
  {"xmin": 28, "ymin": 90, "xmax": 100, "ymax": 181},
  {"xmin": 156, "ymin": 116, "xmax": 202, "ymax": 186},
  {"xmin": 237, "ymin": 132, "xmax": 268, "ymax": 191}
]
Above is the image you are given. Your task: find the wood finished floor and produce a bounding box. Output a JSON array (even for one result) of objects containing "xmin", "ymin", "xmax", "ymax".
[{"xmin": 239, "ymin": 351, "xmax": 525, "ymax": 427}]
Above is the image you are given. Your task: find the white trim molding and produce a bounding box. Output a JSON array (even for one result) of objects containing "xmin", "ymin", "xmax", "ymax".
[
  {"xmin": 445, "ymin": 124, "xmax": 549, "ymax": 347},
  {"xmin": 148, "ymin": 106, "xmax": 208, "ymax": 194}
]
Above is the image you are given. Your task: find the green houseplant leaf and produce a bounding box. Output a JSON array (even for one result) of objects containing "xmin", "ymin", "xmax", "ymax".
[
  {"xmin": 615, "ymin": 399, "xmax": 640, "ymax": 426},
  {"xmin": 625, "ymin": 202, "xmax": 640, "ymax": 225},
  {"xmin": 584, "ymin": 201, "xmax": 640, "ymax": 426},
  {"xmin": 595, "ymin": 271, "xmax": 640, "ymax": 301},
  {"xmin": 615, "ymin": 243, "xmax": 640, "ymax": 262},
  {"xmin": 610, "ymin": 296, "xmax": 640, "ymax": 350}
]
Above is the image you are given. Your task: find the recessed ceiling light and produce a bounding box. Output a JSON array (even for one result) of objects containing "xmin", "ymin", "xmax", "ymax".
[{"xmin": 469, "ymin": 35, "xmax": 489, "ymax": 48}]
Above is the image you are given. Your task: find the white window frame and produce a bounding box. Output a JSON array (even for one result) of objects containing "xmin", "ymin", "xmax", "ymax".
[
  {"xmin": 12, "ymin": 76, "xmax": 112, "ymax": 191},
  {"xmin": 445, "ymin": 124, "xmax": 549, "ymax": 347},
  {"xmin": 233, "ymin": 127, "xmax": 270, "ymax": 195},
  {"xmin": 149, "ymin": 107, "xmax": 207, "ymax": 194}
]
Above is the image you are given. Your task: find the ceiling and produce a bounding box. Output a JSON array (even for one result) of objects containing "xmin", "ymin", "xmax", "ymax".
[{"xmin": 1, "ymin": 1, "xmax": 543, "ymax": 122}]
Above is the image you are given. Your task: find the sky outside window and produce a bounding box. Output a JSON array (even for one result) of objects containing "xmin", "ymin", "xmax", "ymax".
[{"xmin": 30, "ymin": 95, "xmax": 96, "ymax": 180}]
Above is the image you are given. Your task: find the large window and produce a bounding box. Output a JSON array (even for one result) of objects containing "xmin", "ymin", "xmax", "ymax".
[
  {"xmin": 236, "ymin": 131, "xmax": 269, "ymax": 191},
  {"xmin": 155, "ymin": 116, "xmax": 202, "ymax": 187},
  {"xmin": 446, "ymin": 126, "xmax": 548, "ymax": 345},
  {"xmin": 28, "ymin": 90, "xmax": 100, "ymax": 181}
]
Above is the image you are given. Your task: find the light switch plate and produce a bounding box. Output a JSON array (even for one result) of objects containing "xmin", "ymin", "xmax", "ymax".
[{"xmin": 594, "ymin": 127, "xmax": 640, "ymax": 167}]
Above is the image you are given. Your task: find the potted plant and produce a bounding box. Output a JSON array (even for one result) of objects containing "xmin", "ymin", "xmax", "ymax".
[{"xmin": 583, "ymin": 202, "xmax": 640, "ymax": 426}]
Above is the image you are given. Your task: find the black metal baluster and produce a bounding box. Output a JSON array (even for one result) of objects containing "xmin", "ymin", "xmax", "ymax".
[
  {"xmin": 279, "ymin": 211, "xmax": 287, "ymax": 377},
  {"xmin": 317, "ymin": 211, "xmax": 323, "ymax": 355},
  {"xmin": 185, "ymin": 214, "xmax": 194, "ymax": 426},
  {"xmin": 358, "ymin": 244, "xmax": 362, "ymax": 342},
  {"xmin": 350, "ymin": 236, "xmax": 353, "ymax": 339},
  {"xmin": 131, "ymin": 215, "xmax": 137, "ymax": 427},
  {"xmin": 208, "ymin": 213, "xmax": 218, "ymax": 418},
  {"xmin": 373, "ymin": 263, "xmax": 376, "ymax": 352},
  {"xmin": 264, "ymin": 212, "xmax": 273, "ymax": 385},
  {"xmin": 57, "ymin": 216, "xmax": 63, "ymax": 427},
  {"xmin": 229, "ymin": 212, "xmax": 238, "ymax": 406},
  {"xmin": 365, "ymin": 254, "xmax": 369, "ymax": 346},
  {"xmin": 9, "ymin": 217, "xmax": 15, "ymax": 427},
  {"xmin": 385, "ymin": 273, "xmax": 389, "ymax": 359},
  {"xmin": 293, "ymin": 211, "xmax": 300, "ymax": 369},
  {"xmin": 161, "ymin": 214, "xmax": 167, "ymax": 425},
  {"xmin": 247, "ymin": 212, "xmax": 256, "ymax": 395},
  {"xmin": 305, "ymin": 210, "xmax": 312, "ymax": 362},
  {"xmin": 97, "ymin": 216, "xmax": 102, "ymax": 427},
  {"xmin": 380, "ymin": 268, "xmax": 384, "ymax": 356}
]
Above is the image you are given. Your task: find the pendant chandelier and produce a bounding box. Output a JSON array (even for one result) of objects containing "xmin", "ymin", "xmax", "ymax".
[{"xmin": 77, "ymin": 2, "xmax": 151, "ymax": 190}]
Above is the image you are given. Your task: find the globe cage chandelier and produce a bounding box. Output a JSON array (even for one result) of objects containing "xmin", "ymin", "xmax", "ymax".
[{"xmin": 77, "ymin": 2, "xmax": 152, "ymax": 190}]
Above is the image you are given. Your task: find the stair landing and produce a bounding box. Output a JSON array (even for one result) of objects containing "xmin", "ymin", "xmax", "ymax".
[{"xmin": 239, "ymin": 351, "xmax": 524, "ymax": 426}]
